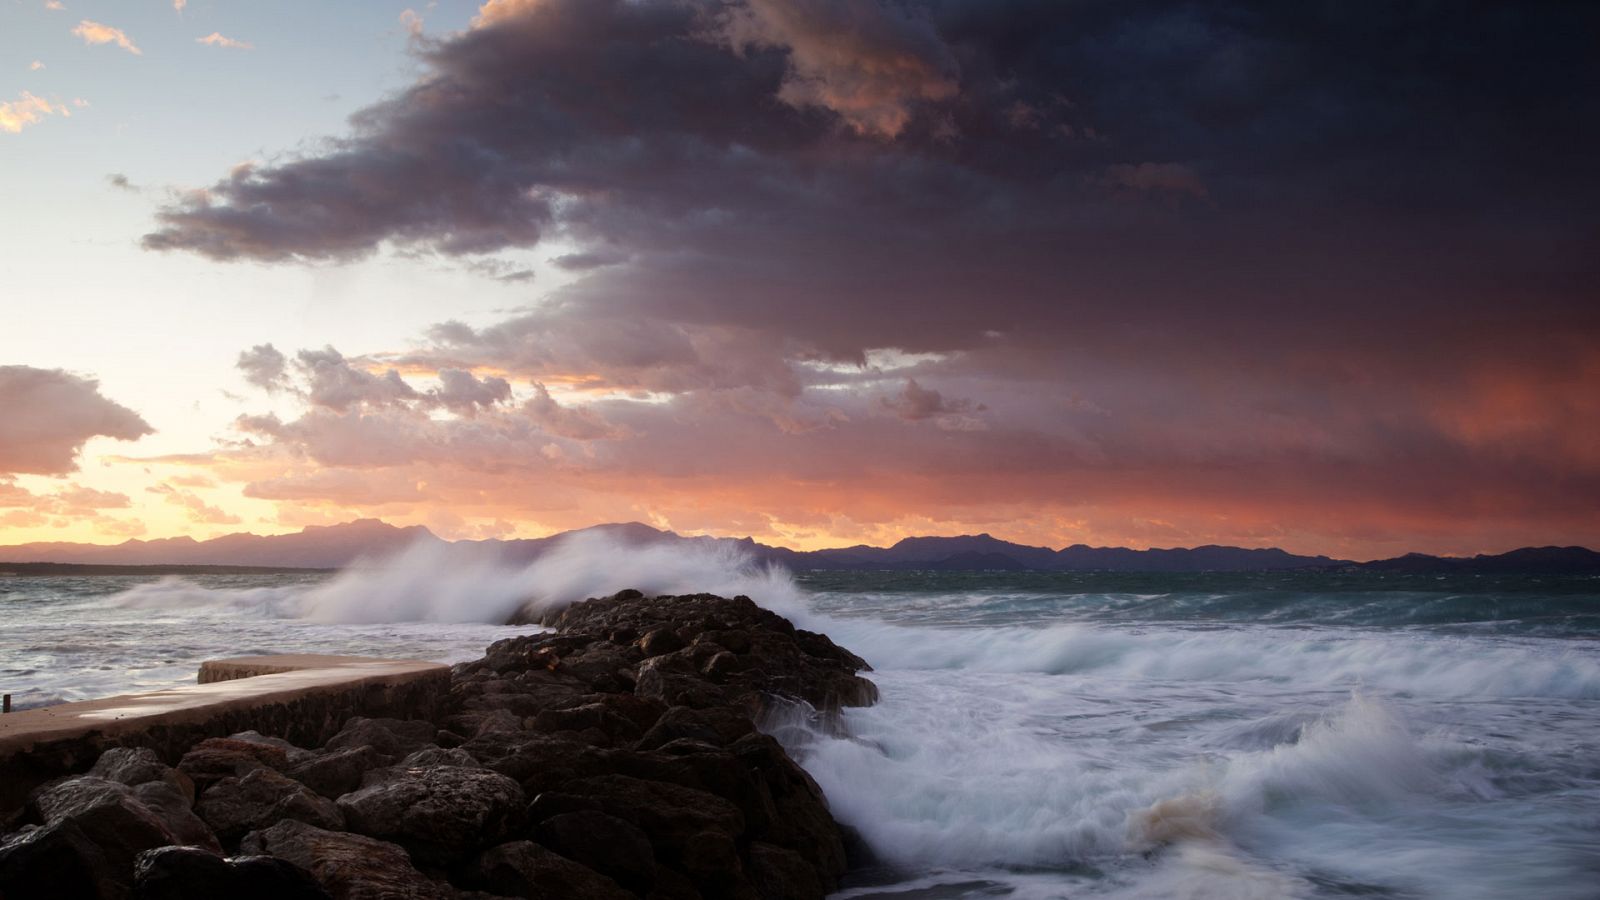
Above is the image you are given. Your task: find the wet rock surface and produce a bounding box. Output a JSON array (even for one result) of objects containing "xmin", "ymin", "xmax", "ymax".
[{"xmin": 0, "ymin": 592, "xmax": 875, "ymax": 899}]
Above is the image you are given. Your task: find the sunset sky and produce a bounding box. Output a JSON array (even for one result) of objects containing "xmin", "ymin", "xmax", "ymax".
[{"xmin": 2, "ymin": 0, "xmax": 1597, "ymax": 558}]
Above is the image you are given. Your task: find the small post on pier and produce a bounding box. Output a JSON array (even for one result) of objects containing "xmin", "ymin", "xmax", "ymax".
[{"xmin": 2, "ymin": 694, "xmax": 10, "ymax": 714}]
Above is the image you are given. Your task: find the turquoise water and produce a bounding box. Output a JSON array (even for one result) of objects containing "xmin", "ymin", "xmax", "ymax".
[{"xmin": 3, "ymin": 542, "xmax": 1598, "ymax": 898}]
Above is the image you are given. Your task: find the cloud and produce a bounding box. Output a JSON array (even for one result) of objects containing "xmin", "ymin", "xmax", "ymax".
[
  {"xmin": 524, "ymin": 383, "xmax": 626, "ymax": 440},
  {"xmin": 237, "ymin": 343, "xmax": 289, "ymax": 391},
  {"xmin": 550, "ymin": 250, "xmax": 628, "ymax": 272},
  {"xmin": 1103, "ymin": 162, "xmax": 1208, "ymax": 200},
  {"xmin": 173, "ymin": 0, "xmax": 187, "ymax": 11},
  {"xmin": 0, "ymin": 92, "xmax": 65, "ymax": 134},
  {"xmin": 137, "ymin": 0, "xmax": 1600, "ymax": 555},
  {"xmin": 29, "ymin": 61, "xmax": 45, "ymax": 71},
  {"xmin": 431, "ymin": 369, "xmax": 512, "ymax": 416},
  {"xmin": 107, "ymin": 172, "xmax": 137, "ymax": 191},
  {"xmin": 717, "ymin": 0, "xmax": 959, "ymax": 137},
  {"xmin": 297, "ymin": 347, "xmax": 419, "ymax": 411},
  {"xmin": 0, "ymin": 367, "xmax": 153, "ymax": 475},
  {"xmin": 147, "ymin": 483, "xmax": 241, "ymax": 525},
  {"xmin": 73, "ymin": 20, "xmax": 141, "ymax": 55},
  {"xmin": 45, "ymin": 1, "xmax": 64, "ymax": 10},
  {"xmin": 401, "ymin": 9, "xmax": 425, "ymax": 37},
  {"xmin": 880, "ymin": 377, "xmax": 983, "ymax": 430},
  {"xmin": 196, "ymin": 32, "xmax": 253, "ymax": 50}
]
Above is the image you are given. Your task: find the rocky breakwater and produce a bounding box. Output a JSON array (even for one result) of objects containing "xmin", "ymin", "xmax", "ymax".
[{"xmin": 0, "ymin": 591, "xmax": 878, "ymax": 900}]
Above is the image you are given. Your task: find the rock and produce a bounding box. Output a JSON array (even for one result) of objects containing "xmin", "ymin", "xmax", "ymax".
[
  {"xmin": 90, "ymin": 747, "xmax": 196, "ymax": 806},
  {"xmin": 637, "ymin": 627, "xmax": 685, "ymax": 657},
  {"xmin": 32, "ymin": 775, "xmax": 219, "ymax": 854},
  {"xmin": 15, "ymin": 777, "xmax": 192, "ymax": 899},
  {"xmin": 745, "ymin": 842, "xmax": 824, "ymax": 900},
  {"xmin": 239, "ymin": 820, "xmax": 447, "ymax": 900},
  {"xmin": 178, "ymin": 738, "xmax": 290, "ymax": 792},
  {"xmin": 398, "ymin": 747, "xmax": 482, "ymax": 768},
  {"xmin": 322, "ymin": 718, "xmax": 438, "ymax": 759},
  {"xmin": 701, "ymin": 651, "xmax": 741, "ymax": 680},
  {"xmin": 131, "ymin": 845, "xmax": 331, "ymax": 900},
  {"xmin": 636, "ymin": 706, "xmax": 753, "ymax": 751},
  {"xmin": 644, "ymin": 865, "xmax": 704, "ymax": 900},
  {"xmin": 565, "ymin": 773, "xmax": 746, "ymax": 892},
  {"xmin": 467, "ymin": 841, "xmax": 633, "ymax": 900},
  {"xmin": 529, "ymin": 702, "xmax": 645, "ymax": 746},
  {"xmin": 0, "ymin": 819, "xmax": 117, "ymax": 900},
  {"xmin": 731, "ymin": 733, "xmax": 846, "ymax": 885},
  {"xmin": 534, "ymin": 809, "xmax": 656, "ymax": 892},
  {"xmin": 336, "ymin": 766, "xmax": 524, "ymax": 865},
  {"xmin": 287, "ymin": 745, "xmax": 389, "ymax": 800},
  {"xmin": 196, "ymin": 767, "xmax": 345, "ymax": 848},
  {"xmin": 228, "ymin": 731, "xmax": 316, "ymax": 765},
  {"xmin": 132, "ymin": 781, "xmax": 224, "ymax": 853},
  {"xmin": 461, "ymin": 733, "xmax": 609, "ymax": 795}
]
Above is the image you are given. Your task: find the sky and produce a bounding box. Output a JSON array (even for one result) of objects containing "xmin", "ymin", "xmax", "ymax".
[{"xmin": 1, "ymin": 0, "xmax": 1597, "ymax": 558}]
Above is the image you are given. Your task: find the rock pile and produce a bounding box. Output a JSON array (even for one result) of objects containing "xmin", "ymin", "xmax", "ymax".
[{"xmin": 0, "ymin": 592, "xmax": 876, "ymax": 900}]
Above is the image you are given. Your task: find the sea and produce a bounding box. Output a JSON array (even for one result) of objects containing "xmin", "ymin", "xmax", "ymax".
[{"xmin": 4, "ymin": 535, "xmax": 1599, "ymax": 899}]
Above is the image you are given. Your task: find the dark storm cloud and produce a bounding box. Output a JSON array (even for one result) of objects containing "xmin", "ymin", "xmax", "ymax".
[{"xmin": 144, "ymin": 0, "xmax": 1600, "ymax": 552}]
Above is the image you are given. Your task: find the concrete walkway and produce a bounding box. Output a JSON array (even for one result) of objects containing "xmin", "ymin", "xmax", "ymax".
[{"xmin": 0, "ymin": 654, "xmax": 450, "ymax": 817}]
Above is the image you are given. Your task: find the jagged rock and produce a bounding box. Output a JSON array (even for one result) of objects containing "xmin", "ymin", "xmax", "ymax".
[
  {"xmin": 530, "ymin": 701, "xmax": 645, "ymax": 746},
  {"xmin": 467, "ymin": 841, "xmax": 633, "ymax": 900},
  {"xmin": 132, "ymin": 845, "xmax": 331, "ymax": 900},
  {"xmin": 287, "ymin": 745, "xmax": 388, "ymax": 800},
  {"xmin": 638, "ymin": 627, "xmax": 686, "ymax": 657},
  {"xmin": 746, "ymin": 842, "xmax": 824, "ymax": 900},
  {"xmin": 239, "ymin": 820, "xmax": 447, "ymax": 900},
  {"xmin": 399, "ymin": 747, "xmax": 482, "ymax": 768},
  {"xmin": 178, "ymin": 738, "xmax": 291, "ymax": 792},
  {"xmin": 534, "ymin": 809, "xmax": 656, "ymax": 892},
  {"xmin": 336, "ymin": 765, "xmax": 524, "ymax": 865},
  {"xmin": 0, "ymin": 819, "xmax": 117, "ymax": 900},
  {"xmin": 228, "ymin": 731, "xmax": 316, "ymax": 765},
  {"xmin": 132, "ymin": 781, "xmax": 224, "ymax": 853},
  {"xmin": 197, "ymin": 767, "xmax": 345, "ymax": 848},
  {"xmin": 636, "ymin": 705, "xmax": 753, "ymax": 751},
  {"xmin": 32, "ymin": 774, "xmax": 220, "ymax": 855},
  {"xmin": 730, "ymin": 733, "xmax": 846, "ymax": 879},
  {"xmin": 564, "ymin": 773, "xmax": 746, "ymax": 893},
  {"xmin": 90, "ymin": 747, "xmax": 196, "ymax": 806},
  {"xmin": 13, "ymin": 777, "xmax": 197, "ymax": 899},
  {"xmin": 322, "ymin": 718, "xmax": 437, "ymax": 759},
  {"xmin": 0, "ymin": 592, "xmax": 870, "ymax": 900},
  {"xmin": 461, "ymin": 732, "xmax": 609, "ymax": 795}
]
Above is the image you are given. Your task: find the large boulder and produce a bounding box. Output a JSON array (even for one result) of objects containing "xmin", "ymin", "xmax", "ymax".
[
  {"xmin": 6, "ymin": 774, "xmax": 218, "ymax": 900},
  {"xmin": 466, "ymin": 841, "xmax": 633, "ymax": 900},
  {"xmin": 533, "ymin": 809, "xmax": 656, "ymax": 893},
  {"xmin": 131, "ymin": 845, "xmax": 331, "ymax": 900},
  {"xmin": 196, "ymin": 767, "xmax": 345, "ymax": 848},
  {"xmin": 0, "ymin": 819, "xmax": 118, "ymax": 900},
  {"xmin": 286, "ymin": 745, "xmax": 389, "ymax": 800},
  {"xmin": 32, "ymin": 768, "xmax": 220, "ymax": 851},
  {"xmin": 89, "ymin": 748, "xmax": 196, "ymax": 806},
  {"xmin": 335, "ymin": 766, "xmax": 524, "ymax": 865},
  {"xmin": 322, "ymin": 718, "xmax": 438, "ymax": 760},
  {"xmin": 178, "ymin": 738, "xmax": 291, "ymax": 793},
  {"xmin": 564, "ymin": 773, "xmax": 746, "ymax": 893},
  {"xmin": 239, "ymin": 820, "xmax": 447, "ymax": 900}
]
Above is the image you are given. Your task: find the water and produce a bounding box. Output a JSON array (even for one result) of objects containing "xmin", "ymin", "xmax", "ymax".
[{"xmin": 3, "ymin": 538, "xmax": 1598, "ymax": 898}]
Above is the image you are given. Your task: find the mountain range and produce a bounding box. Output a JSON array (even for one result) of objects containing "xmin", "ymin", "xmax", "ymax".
[{"xmin": 3, "ymin": 519, "xmax": 1598, "ymax": 574}]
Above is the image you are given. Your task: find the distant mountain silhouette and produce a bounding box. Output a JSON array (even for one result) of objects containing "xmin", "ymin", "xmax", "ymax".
[
  {"xmin": 1356, "ymin": 546, "xmax": 1600, "ymax": 575},
  {"xmin": 1, "ymin": 520, "xmax": 1594, "ymax": 573}
]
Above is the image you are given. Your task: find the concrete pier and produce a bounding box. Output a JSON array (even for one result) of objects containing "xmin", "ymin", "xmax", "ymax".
[{"xmin": 0, "ymin": 655, "xmax": 450, "ymax": 820}]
